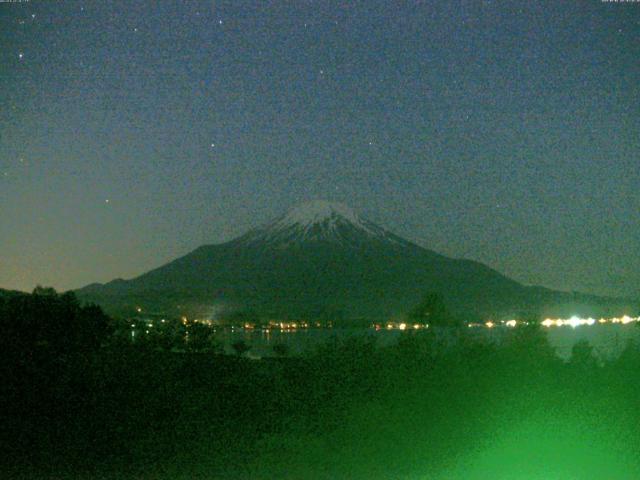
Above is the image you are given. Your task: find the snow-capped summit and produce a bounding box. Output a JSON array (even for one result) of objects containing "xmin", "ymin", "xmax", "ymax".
[
  {"xmin": 239, "ymin": 200, "xmax": 404, "ymax": 246},
  {"xmin": 275, "ymin": 200, "xmax": 360, "ymax": 228}
]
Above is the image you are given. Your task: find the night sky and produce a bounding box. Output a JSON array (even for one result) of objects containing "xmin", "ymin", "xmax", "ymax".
[{"xmin": 1, "ymin": 1, "xmax": 638, "ymax": 298}]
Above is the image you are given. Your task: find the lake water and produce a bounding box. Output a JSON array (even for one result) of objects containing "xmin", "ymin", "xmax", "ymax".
[{"xmin": 217, "ymin": 323, "xmax": 640, "ymax": 361}]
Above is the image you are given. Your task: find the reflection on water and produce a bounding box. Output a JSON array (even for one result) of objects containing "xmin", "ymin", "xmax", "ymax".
[
  {"xmin": 546, "ymin": 323, "xmax": 639, "ymax": 360},
  {"xmin": 216, "ymin": 324, "xmax": 640, "ymax": 360}
]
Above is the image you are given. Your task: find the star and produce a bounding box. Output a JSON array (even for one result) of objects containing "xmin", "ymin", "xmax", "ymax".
[
  {"xmin": 31, "ymin": 14, "xmax": 36, "ymax": 19},
  {"xmin": 210, "ymin": 143, "xmax": 216, "ymax": 148},
  {"xmin": 105, "ymin": 199, "xmax": 110, "ymax": 204},
  {"xmin": 218, "ymin": 19, "xmax": 223, "ymax": 25},
  {"xmin": 18, "ymin": 52, "xmax": 24, "ymax": 60}
]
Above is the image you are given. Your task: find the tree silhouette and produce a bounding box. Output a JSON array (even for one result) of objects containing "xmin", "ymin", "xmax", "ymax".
[
  {"xmin": 0, "ymin": 287, "xmax": 111, "ymax": 426},
  {"xmin": 0, "ymin": 287, "xmax": 110, "ymax": 360},
  {"xmin": 231, "ymin": 339, "xmax": 251, "ymax": 357},
  {"xmin": 408, "ymin": 292, "xmax": 455, "ymax": 326},
  {"xmin": 187, "ymin": 322, "xmax": 213, "ymax": 352}
]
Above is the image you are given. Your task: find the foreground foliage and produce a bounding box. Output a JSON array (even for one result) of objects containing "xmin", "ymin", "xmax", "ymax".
[{"xmin": 2, "ymin": 291, "xmax": 640, "ymax": 479}]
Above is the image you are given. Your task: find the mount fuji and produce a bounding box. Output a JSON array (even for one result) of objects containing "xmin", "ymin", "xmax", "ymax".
[{"xmin": 77, "ymin": 201, "xmax": 628, "ymax": 322}]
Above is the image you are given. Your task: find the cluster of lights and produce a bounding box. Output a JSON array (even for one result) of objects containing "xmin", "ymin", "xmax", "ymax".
[
  {"xmin": 134, "ymin": 320, "xmax": 330, "ymax": 331},
  {"xmin": 193, "ymin": 318, "xmax": 214, "ymax": 326},
  {"xmin": 267, "ymin": 321, "xmax": 304, "ymax": 330},
  {"xmin": 469, "ymin": 320, "xmax": 523, "ymax": 328},
  {"xmin": 263, "ymin": 321, "xmax": 326, "ymax": 331},
  {"xmin": 541, "ymin": 315, "xmax": 639, "ymax": 328},
  {"xmin": 128, "ymin": 313, "xmax": 639, "ymax": 332},
  {"xmin": 372, "ymin": 322, "xmax": 428, "ymax": 331},
  {"xmin": 466, "ymin": 316, "xmax": 640, "ymax": 329}
]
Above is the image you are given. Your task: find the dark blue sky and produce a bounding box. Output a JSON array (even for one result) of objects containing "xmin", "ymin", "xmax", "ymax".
[{"xmin": 1, "ymin": 1, "xmax": 638, "ymax": 298}]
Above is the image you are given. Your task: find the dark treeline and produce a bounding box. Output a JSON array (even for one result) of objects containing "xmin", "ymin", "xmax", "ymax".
[{"xmin": 2, "ymin": 288, "xmax": 640, "ymax": 479}]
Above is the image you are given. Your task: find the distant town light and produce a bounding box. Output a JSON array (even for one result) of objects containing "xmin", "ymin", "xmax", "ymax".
[
  {"xmin": 540, "ymin": 315, "xmax": 638, "ymax": 328},
  {"xmin": 567, "ymin": 316, "xmax": 581, "ymax": 328}
]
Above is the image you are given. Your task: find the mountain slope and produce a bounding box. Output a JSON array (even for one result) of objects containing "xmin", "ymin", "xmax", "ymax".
[{"xmin": 77, "ymin": 201, "xmax": 631, "ymax": 321}]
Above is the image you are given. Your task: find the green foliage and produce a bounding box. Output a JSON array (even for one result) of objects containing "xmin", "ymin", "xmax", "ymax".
[
  {"xmin": 4, "ymin": 306, "xmax": 640, "ymax": 479},
  {"xmin": 187, "ymin": 322, "xmax": 213, "ymax": 352},
  {"xmin": 0, "ymin": 287, "xmax": 112, "ymax": 465}
]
